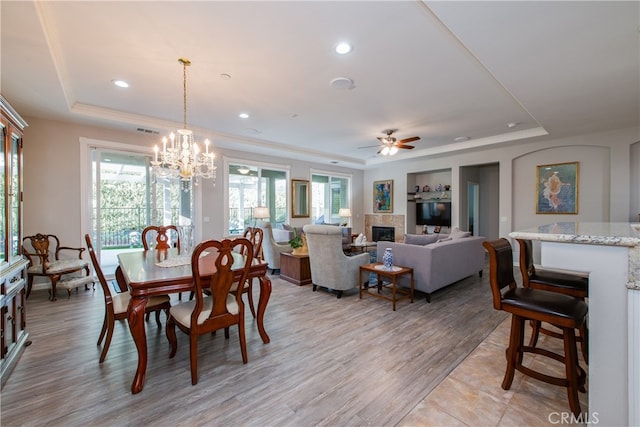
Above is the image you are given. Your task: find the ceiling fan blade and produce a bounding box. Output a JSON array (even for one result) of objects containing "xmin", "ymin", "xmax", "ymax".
[
  {"xmin": 398, "ymin": 145, "xmax": 415, "ymax": 150},
  {"xmin": 358, "ymin": 144, "xmax": 382, "ymax": 149},
  {"xmin": 397, "ymin": 136, "xmax": 420, "ymax": 144}
]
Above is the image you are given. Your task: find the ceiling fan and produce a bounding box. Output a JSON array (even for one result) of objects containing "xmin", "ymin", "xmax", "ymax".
[{"xmin": 359, "ymin": 129, "xmax": 421, "ymax": 156}]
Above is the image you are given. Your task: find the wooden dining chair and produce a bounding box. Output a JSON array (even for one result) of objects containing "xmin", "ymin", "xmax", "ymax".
[
  {"xmin": 166, "ymin": 238, "xmax": 253, "ymax": 385},
  {"xmin": 142, "ymin": 224, "xmax": 186, "ymax": 302},
  {"xmin": 516, "ymin": 238, "xmax": 589, "ymax": 363},
  {"xmin": 231, "ymin": 227, "xmax": 264, "ymax": 318},
  {"xmin": 141, "ymin": 225, "xmax": 180, "ymax": 250},
  {"xmin": 484, "ymin": 238, "xmax": 587, "ymax": 417},
  {"xmin": 85, "ymin": 234, "xmax": 171, "ymax": 363}
]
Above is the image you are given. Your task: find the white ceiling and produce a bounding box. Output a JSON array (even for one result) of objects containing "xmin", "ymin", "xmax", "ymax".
[{"xmin": 2, "ymin": 1, "xmax": 638, "ymax": 169}]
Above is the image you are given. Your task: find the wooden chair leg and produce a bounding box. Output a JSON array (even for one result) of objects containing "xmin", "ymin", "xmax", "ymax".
[
  {"xmin": 563, "ymin": 327, "xmax": 582, "ymax": 417},
  {"xmin": 99, "ymin": 314, "xmax": 115, "ymax": 363},
  {"xmin": 189, "ymin": 334, "xmax": 199, "ymax": 385},
  {"xmin": 579, "ymin": 323, "xmax": 588, "ymax": 364},
  {"xmin": 247, "ymin": 279, "xmax": 256, "ymax": 319},
  {"xmin": 528, "ymin": 319, "xmax": 541, "ymax": 348},
  {"xmin": 502, "ymin": 315, "xmax": 523, "ymax": 390},
  {"xmin": 97, "ymin": 314, "xmax": 108, "ymax": 346}
]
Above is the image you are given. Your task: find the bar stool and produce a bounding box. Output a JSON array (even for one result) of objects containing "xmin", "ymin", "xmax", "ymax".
[
  {"xmin": 484, "ymin": 238, "xmax": 588, "ymax": 417},
  {"xmin": 517, "ymin": 238, "xmax": 589, "ymax": 363}
]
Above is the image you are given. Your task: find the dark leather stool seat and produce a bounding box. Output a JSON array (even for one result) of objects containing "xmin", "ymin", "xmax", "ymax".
[
  {"xmin": 502, "ymin": 288, "xmax": 588, "ymax": 324},
  {"xmin": 517, "ymin": 238, "xmax": 589, "ymax": 362},
  {"xmin": 484, "ymin": 238, "xmax": 588, "ymax": 417}
]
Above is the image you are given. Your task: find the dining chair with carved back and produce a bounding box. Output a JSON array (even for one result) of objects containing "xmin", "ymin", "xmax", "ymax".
[
  {"xmin": 230, "ymin": 227, "xmax": 264, "ymax": 318},
  {"xmin": 141, "ymin": 225, "xmax": 180, "ymax": 251},
  {"xmin": 22, "ymin": 233, "xmax": 94, "ymax": 301},
  {"xmin": 142, "ymin": 224, "xmax": 187, "ymax": 303},
  {"xmin": 166, "ymin": 237, "xmax": 254, "ymax": 385},
  {"xmin": 85, "ymin": 234, "xmax": 171, "ymax": 363}
]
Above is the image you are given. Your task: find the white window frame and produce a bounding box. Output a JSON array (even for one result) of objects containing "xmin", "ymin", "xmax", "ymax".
[{"xmin": 223, "ymin": 156, "xmax": 290, "ymax": 235}]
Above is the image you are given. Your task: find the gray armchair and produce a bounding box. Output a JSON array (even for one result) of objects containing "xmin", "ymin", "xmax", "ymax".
[
  {"xmin": 257, "ymin": 221, "xmax": 292, "ymax": 273},
  {"xmin": 303, "ymin": 224, "xmax": 369, "ymax": 298}
]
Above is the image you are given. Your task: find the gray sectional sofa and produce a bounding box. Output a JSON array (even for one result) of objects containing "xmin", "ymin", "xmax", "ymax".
[{"xmin": 376, "ymin": 231, "xmax": 486, "ymax": 302}]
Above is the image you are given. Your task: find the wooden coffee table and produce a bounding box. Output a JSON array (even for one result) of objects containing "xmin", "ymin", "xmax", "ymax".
[{"xmin": 359, "ymin": 262, "xmax": 414, "ymax": 311}]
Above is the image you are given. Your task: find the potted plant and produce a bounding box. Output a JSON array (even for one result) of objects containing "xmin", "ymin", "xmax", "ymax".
[{"xmin": 289, "ymin": 229, "xmax": 307, "ymax": 255}]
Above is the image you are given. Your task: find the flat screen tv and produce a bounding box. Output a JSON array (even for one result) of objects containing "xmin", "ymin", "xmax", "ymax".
[{"xmin": 416, "ymin": 201, "xmax": 451, "ymax": 227}]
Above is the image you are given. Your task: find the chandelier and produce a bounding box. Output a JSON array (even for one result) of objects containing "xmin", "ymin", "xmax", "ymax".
[{"xmin": 152, "ymin": 58, "xmax": 216, "ymax": 188}]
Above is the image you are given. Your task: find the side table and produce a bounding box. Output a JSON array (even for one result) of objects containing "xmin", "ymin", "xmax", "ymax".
[
  {"xmin": 280, "ymin": 252, "xmax": 311, "ymax": 286},
  {"xmin": 359, "ymin": 262, "xmax": 414, "ymax": 311}
]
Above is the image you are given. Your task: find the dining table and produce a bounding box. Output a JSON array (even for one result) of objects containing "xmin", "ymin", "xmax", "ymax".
[{"xmin": 117, "ymin": 247, "xmax": 272, "ymax": 394}]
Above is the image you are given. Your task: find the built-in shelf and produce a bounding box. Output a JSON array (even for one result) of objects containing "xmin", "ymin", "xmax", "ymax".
[{"xmin": 410, "ymin": 191, "xmax": 451, "ymax": 201}]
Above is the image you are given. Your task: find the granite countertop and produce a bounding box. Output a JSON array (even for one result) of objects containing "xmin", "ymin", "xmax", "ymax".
[{"xmin": 509, "ymin": 222, "xmax": 640, "ymax": 247}]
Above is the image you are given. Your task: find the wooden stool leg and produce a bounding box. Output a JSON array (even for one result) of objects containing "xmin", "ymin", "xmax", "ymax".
[
  {"xmin": 528, "ymin": 320, "xmax": 541, "ymax": 348},
  {"xmin": 563, "ymin": 327, "xmax": 582, "ymax": 417},
  {"xmin": 502, "ymin": 315, "xmax": 523, "ymax": 390},
  {"xmin": 579, "ymin": 323, "xmax": 588, "ymax": 364}
]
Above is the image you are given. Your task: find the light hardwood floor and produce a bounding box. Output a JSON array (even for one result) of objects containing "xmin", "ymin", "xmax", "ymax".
[{"xmin": 1, "ymin": 261, "xmax": 588, "ymax": 426}]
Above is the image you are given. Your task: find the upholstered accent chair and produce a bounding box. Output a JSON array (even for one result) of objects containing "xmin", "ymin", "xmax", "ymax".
[
  {"xmin": 22, "ymin": 233, "xmax": 92, "ymax": 301},
  {"xmin": 303, "ymin": 224, "xmax": 369, "ymax": 298},
  {"xmin": 257, "ymin": 221, "xmax": 292, "ymax": 273}
]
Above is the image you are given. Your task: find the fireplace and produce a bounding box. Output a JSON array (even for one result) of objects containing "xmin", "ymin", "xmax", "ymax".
[{"xmin": 372, "ymin": 226, "xmax": 395, "ymax": 242}]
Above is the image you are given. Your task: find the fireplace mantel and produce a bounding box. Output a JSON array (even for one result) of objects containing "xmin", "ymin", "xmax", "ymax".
[{"xmin": 365, "ymin": 214, "xmax": 405, "ymax": 242}]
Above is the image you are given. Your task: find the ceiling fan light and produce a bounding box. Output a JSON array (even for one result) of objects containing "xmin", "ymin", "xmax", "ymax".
[
  {"xmin": 381, "ymin": 146, "xmax": 390, "ymax": 156},
  {"xmin": 389, "ymin": 146, "xmax": 399, "ymax": 155}
]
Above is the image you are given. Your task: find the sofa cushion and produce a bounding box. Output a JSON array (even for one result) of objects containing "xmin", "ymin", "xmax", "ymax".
[
  {"xmin": 450, "ymin": 227, "xmax": 472, "ymax": 239},
  {"xmin": 281, "ymin": 223, "xmax": 293, "ymax": 231},
  {"xmin": 404, "ymin": 234, "xmax": 439, "ymax": 245}
]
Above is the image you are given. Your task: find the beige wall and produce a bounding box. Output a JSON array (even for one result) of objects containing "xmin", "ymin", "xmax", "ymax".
[
  {"xmin": 364, "ymin": 126, "xmax": 640, "ymax": 241},
  {"xmin": 22, "ymin": 116, "xmax": 364, "ymax": 248},
  {"xmin": 21, "ymin": 116, "xmax": 639, "ymax": 249}
]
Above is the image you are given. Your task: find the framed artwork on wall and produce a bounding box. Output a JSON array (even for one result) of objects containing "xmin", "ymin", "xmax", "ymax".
[
  {"xmin": 536, "ymin": 162, "xmax": 579, "ymax": 214},
  {"xmin": 373, "ymin": 179, "xmax": 393, "ymax": 213}
]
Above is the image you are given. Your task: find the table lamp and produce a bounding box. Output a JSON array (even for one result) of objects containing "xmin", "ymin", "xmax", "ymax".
[
  {"xmin": 253, "ymin": 206, "xmax": 270, "ymax": 227},
  {"xmin": 338, "ymin": 208, "xmax": 352, "ymax": 227}
]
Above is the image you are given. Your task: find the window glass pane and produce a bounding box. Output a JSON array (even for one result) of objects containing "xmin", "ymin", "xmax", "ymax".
[
  {"xmin": 311, "ymin": 173, "xmax": 350, "ymax": 224},
  {"xmin": 228, "ymin": 163, "xmax": 287, "ymax": 234},
  {"xmin": 92, "ymin": 149, "xmax": 191, "ymax": 275},
  {"xmin": 0, "ymin": 124, "xmax": 5, "ymax": 263},
  {"xmin": 9, "ymin": 133, "xmax": 20, "ymax": 257}
]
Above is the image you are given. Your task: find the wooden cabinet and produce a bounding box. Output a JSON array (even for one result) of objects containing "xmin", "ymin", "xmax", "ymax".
[
  {"xmin": 280, "ymin": 252, "xmax": 311, "ymax": 286},
  {"xmin": 0, "ymin": 95, "xmax": 29, "ymax": 388}
]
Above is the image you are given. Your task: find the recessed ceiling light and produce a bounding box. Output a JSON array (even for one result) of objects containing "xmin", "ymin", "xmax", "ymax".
[
  {"xmin": 220, "ymin": 73, "xmax": 231, "ymax": 80},
  {"xmin": 239, "ymin": 113, "xmax": 249, "ymax": 119},
  {"xmin": 454, "ymin": 136, "xmax": 470, "ymax": 142},
  {"xmin": 335, "ymin": 42, "xmax": 352, "ymax": 55},
  {"xmin": 507, "ymin": 122, "xmax": 519, "ymax": 128},
  {"xmin": 112, "ymin": 79, "xmax": 129, "ymax": 88},
  {"xmin": 330, "ymin": 77, "xmax": 354, "ymax": 90}
]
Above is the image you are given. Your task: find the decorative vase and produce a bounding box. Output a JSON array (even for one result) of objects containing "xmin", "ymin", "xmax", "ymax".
[
  {"xmin": 383, "ymin": 248, "xmax": 393, "ymax": 270},
  {"xmin": 178, "ymin": 225, "xmax": 194, "ymax": 257}
]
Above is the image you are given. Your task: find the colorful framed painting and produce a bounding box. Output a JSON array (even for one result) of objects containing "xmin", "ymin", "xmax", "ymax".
[
  {"xmin": 373, "ymin": 179, "xmax": 393, "ymax": 213},
  {"xmin": 536, "ymin": 162, "xmax": 578, "ymax": 214}
]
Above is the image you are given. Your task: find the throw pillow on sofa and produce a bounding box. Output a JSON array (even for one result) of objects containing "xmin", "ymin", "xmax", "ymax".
[
  {"xmin": 404, "ymin": 234, "xmax": 439, "ymax": 245},
  {"xmin": 450, "ymin": 227, "xmax": 472, "ymax": 239}
]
